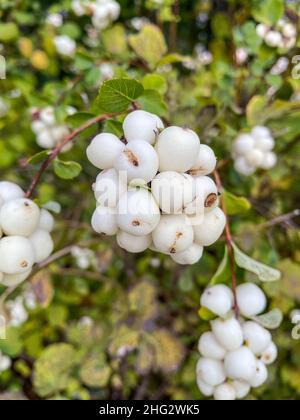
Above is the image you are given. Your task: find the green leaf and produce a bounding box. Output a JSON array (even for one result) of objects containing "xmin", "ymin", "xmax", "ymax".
[
  {"xmin": 157, "ymin": 53, "xmax": 187, "ymax": 66},
  {"xmin": 142, "ymin": 74, "xmax": 167, "ymax": 95},
  {"xmin": 232, "ymin": 243, "xmax": 281, "ymax": 282},
  {"xmin": 252, "ymin": 309, "xmax": 283, "ymax": 330},
  {"xmin": 0, "ymin": 23, "xmax": 19, "ymax": 42},
  {"xmin": 138, "ymin": 90, "xmax": 168, "ymax": 116},
  {"xmin": 0, "ymin": 327, "xmax": 23, "ymax": 357},
  {"xmin": 129, "ymin": 24, "xmax": 167, "ymax": 69},
  {"xmin": 66, "ymin": 112, "xmax": 95, "ymax": 129},
  {"xmin": 210, "ymin": 247, "xmax": 231, "ymax": 285},
  {"xmin": 95, "ymin": 78, "xmax": 144, "ymax": 113},
  {"xmin": 252, "ymin": 0, "xmax": 284, "ymax": 25},
  {"xmin": 198, "ymin": 307, "xmax": 216, "ymax": 321},
  {"xmin": 79, "ymin": 353, "xmax": 111, "ymax": 388},
  {"xmin": 27, "ymin": 150, "xmax": 50, "ymax": 165},
  {"xmin": 246, "ymin": 95, "xmax": 268, "ymax": 126},
  {"xmin": 54, "ymin": 159, "xmax": 82, "ymax": 180},
  {"xmin": 103, "ymin": 120, "xmax": 123, "ymax": 137},
  {"xmin": 102, "ymin": 24, "xmax": 128, "ymax": 56},
  {"xmin": 223, "ymin": 190, "xmax": 251, "ymax": 215}
]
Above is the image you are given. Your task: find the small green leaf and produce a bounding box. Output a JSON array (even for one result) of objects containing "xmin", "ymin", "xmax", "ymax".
[
  {"xmin": 142, "ymin": 74, "xmax": 167, "ymax": 95},
  {"xmin": 198, "ymin": 307, "xmax": 216, "ymax": 321},
  {"xmin": 210, "ymin": 247, "xmax": 231, "ymax": 285},
  {"xmin": 246, "ymin": 95, "xmax": 268, "ymax": 126},
  {"xmin": 252, "ymin": 309, "xmax": 283, "ymax": 330},
  {"xmin": 95, "ymin": 78, "xmax": 144, "ymax": 113},
  {"xmin": 27, "ymin": 150, "xmax": 50, "ymax": 165},
  {"xmin": 129, "ymin": 24, "xmax": 167, "ymax": 69},
  {"xmin": 0, "ymin": 23, "xmax": 19, "ymax": 42},
  {"xmin": 232, "ymin": 243, "xmax": 281, "ymax": 282},
  {"xmin": 54, "ymin": 159, "xmax": 82, "ymax": 180},
  {"xmin": 223, "ymin": 190, "xmax": 251, "ymax": 215},
  {"xmin": 252, "ymin": 0, "xmax": 284, "ymax": 25},
  {"xmin": 138, "ymin": 90, "xmax": 168, "ymax": 116}
]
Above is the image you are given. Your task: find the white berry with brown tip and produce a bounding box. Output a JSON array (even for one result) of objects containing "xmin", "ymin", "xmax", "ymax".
[
  {"xmin": 0, "ymin": 198, "xmax": 40, "ymax": 237},
  {"xmin": 0, "ymin": 236, "xmax": 35, "ymax": 274}
]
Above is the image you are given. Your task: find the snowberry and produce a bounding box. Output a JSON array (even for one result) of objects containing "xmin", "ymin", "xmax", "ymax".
[
  {"xmin": 265, "ymin": 31, "xmax": 282, "ymax": 47},
  {"xmin": 51, "ymin": 126, "xmax": 69, "ymax": 144},
  {"xmin": 46, "ymin": 13, "xmax": 63, "ymax": 27},
  {"xmin": 233, "ymin": 134, "xmax": 254, "ymax": 155},
  {"xmin": 171, "ymin": 243, "xmax": 203, "ymax": 265},
  {"xmin": 224, "ymin": 346, "xmax": 257, "ymax": 382},
  {"xmin": 236, "ymin": 283, "xmax": 267, "ymax": 317},
  {"xmin": 123, "ymin": 110, "xmax": 164, "ymax": 145},
  {"xmin": 198, "ymin": 331, "xmax": 227, "ymax": 360},
  {"xmin": 194, "ymin": 207, "xmax": 226, "ymax": 247},
  {"xmin": 256, "ymin": 23, "xmax": 269, "ymax": 38},
  {"xmin": 72, "ymin": 0, "xmax": 87, "ymax": 16},
  {"xmin": 196, "ymin": 358, "xmax": 226, "ymax": 387},
  {"xmin": 211, "ymin": 317, "xmax": 244, "ymax": 351},
  {"xmin": 117, "ymin": 231, "xmax": 151, "ymax": 253},
  {"xmin": 249, "ymin": 360, "xmax": 268, "ymax": 388},
  {"xmin": 87, "ymin": 133, "xmax": 125, "ymax": 170},
  {"xmin": 117, "ymin": 189, "xmax": 160, "ymax": 236},
  {"xmin": 282, "ymin": 23, "xmax": 296, "ymax": 38},
  {"xmin": 91, "ymin": 206, "xmax": 118, "ymax": 236},
  {"xmin": 260, "ymin": 152, "xmax": 277, "ymax": 170},
  {"xmin": 151, "ymin": 172, "xmax": 196, "ymax": 214},
  {"xmin": 93, "ymin": 168, "xmax": 127, "ymax": 208},
  {"xmin": 251, "ymin": 126, "xmax": 271, "ymax": 139},
  {"xmin": 38, "ymin": 209, "xmax": 55, "ymax": 232},
  {"xmin": 0, "ymin": 236, "xmax": 35, "ymax": 274},
  {"xmin": 0, "ymin": 270, "xmax": 32, "ymax": 287},
  {"xmin": 201, "ymin": 285, "xmax": 233, "ymax": 317},
  {"xmin": 243, "ymin": 321, "xmax": 272, "ymax": 356},
  {"xmin": 254, "ymin": 136, "xmax": 275, "ymax": 152},
  {"xmin": 156, "ymin": 126, "xmax": 200, "ymax": 173},
  {"xmin": 261, "ymin": 342, "xmax": 278, "ymax": 365},
  {"xmin": 232, "ymin": 380, "xmax": 251, "ymax": 400},
  {"xmin": 214, "ymin": 383, "xmax": 236, "ymax": 401},
  {"xmin": 54, "ymin": 35, "xmax": 76, "ymax": 57},
  {"xmin": 196, "ymin": 377, "xmax": 214, "ymax": 397},
  {"xmin": 36, "ymin": 130, "xmax": 54, "ymax": 149},
  {"xmin": 186, "ymin": 176, "xmax": 218, "ymax": 215},
  {"xmin": 0, "ymin": 198, "xmax": 40, "ymax": 237},
  {"xmin": 40, "ymin": 107, "xmax": 56, "ymax": 126},
  {"xmin": 0, "ymin": 181, "xmax": 24, "ymax": 202},
  {"xmin": 189, "ymin": 144, "xmax": 217, "ymax": 176},
  {"xmin": 245, "ymin": 149, "xmax": 264, "ymax": 167},
  {"xmin": 114, "ymin": 140, "xmax": 159, "ymax": 184},
  {"xmin": 152, "ymin": 215, "xmax": 194, "ymax": 254},
  {"xmin": 31, "ymin": 120, "xmax": 45, "ymax": 134},
  {"xmin": 106, "ymin": 0, "xmax": 121, "ymax": 20},
  {"xmin": 30, "ymin": 230, "xmax": 54, "ymax": 263},
  {"xmin": 234, "ymin": 157, "xmax": 256, "ymax": 176}
]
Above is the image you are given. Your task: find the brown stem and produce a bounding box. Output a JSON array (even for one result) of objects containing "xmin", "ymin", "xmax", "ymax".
[
  {"xmin": 214, "ymin": 170, "xmax": 240, "ymax": 318},
  {"xmin": 25, "ymin": 113, "xmax": 115, "ymax": 198}
]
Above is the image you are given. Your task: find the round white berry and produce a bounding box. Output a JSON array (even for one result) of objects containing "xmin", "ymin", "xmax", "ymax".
[
  {"xmin": 36, "ymin": 130, "xmax": 55, "ymax": 149},
  {"xmin": 256, "ymin": 23, "xmax": 269, "ymax": 38},
  {"xmin": 123, "ymin": 110, "xmax": 164, "ymax": 145},
  {"xmin": 39, "ymin": 107, "xmax": 56, "ymax": 127},
  {"xmin": 234, "ymin": 157, "xmax": 256, "ymax": 176},
  {"xmin": 0, "ymin": 182, "xmax": 24, "ymax": 202},
  {"xmin": 51, "ymin": 126, "xmax": 69, "ymax": 144},
  {"xmin": 194, "ymin": 207, "xmax": 226, "ymax": 247},
  {"xmin": 261, "ymin": 342, "xmax": 278, "ymax": 365},
  {"xmin": 243, "ymin": 321, "xmax": 272, "ymax": 355},
  {"xmin": 117, "ymin": 189, "xmax": 160, "ymax": 236},
  {"xmin": 31, "ymin": 120, "xmax": 46, "ymax": 134},
  {"xmin": 156, "ymin": 126, "xmax": 200, "ymax": 172},
  {"xmin": 249, "ymin": 360, "xmax": 268, "ymax": 388},
  {"xmin": 201, "ymin": 285, "xmax": 233, "ymax": 317},
  {"xmin": 117, "ymin": 231, "xmax": 151, "ymax": 253},
  {"xmin": 196, "ymin": 377, "xmax": 214, "ymax": 397},
  {"xmin": 232, "ymin": 380, "xmax": 251, "ymax": 400},
  {"xmin": 265, "ymin": 31, "xmax": 282, "ymax": 47},
  {"xmin": 282, "ymin": 23, "xmax": 296, "ymax": 38},
  {"xmin": 254, "ymin": 136, "xmax": 275, "ymax": 152},
  {"xmin": 186, "ymin": 176, "xmax": 218, "ymax": 215},
  {"xmin": 30, "ymin": 229, "xmax": 54, "ymax": 263},
  {"xmin": 54, "ymin": 35, "xmax": 76, "ymax": 57},
  {"xmin": 38, "ymin": 209, "xmax": 55, "ymax": 232},
  {"xmin": 152, "ymin": 215, "xmax": 194, "ymax": 254},
  {"xmin": 151, "ymin": 172, "xmax": 196, "ymax": 214},
  {"xmin": 93, "ymin": 168, "xmax": 127, "ymax": 208},
  {"xmin": 198, "ymin": 331, "xmax": 227, "ymax": 360},
  {"xmin": 114, "ymin": 140, "xmax": 159, "ymax": 184},
  {"xmin": 0, "ymin": 269, "xmax": 32, "ymax": 287},
  {"xmin": 259, "ymin": 152, "xmax": 277, "ymax": 170},
  {"xmin": 190, "ymin": 144, "xmax": 217, "ymax": 176},
  {"xmin": 0, "ymin": 236, "xmax": 35, "ymax": 274},
  {"xmin": 245, "ymin": 149, "xmax": 264, "ymax": 167},
  {"xmin": 224, "ymin": 346, "xmax": 257, "ymax": 382},
  {"xmin": 91, "ymin": 206, "xmax": 118, "ymax": 236},
  {"xmin": 106, "ymin": 1, "xmax": 121, "ymax": 20},
  {"xmin": 0, "ymin": 198, "xmax": 40, "ymax": 237},
  {"xmin": 236, "ymin": 283, "xmax": 267, "ymax": 317},
  {"xmin": 233, "ymin": 134, "xmax": 255, "ymax": 155},
  {"xmin": 171, "ymin": 243, "xmax": 203, "ymax": 265},
  {"xmin": 214, "ymin": 383, "xmax": 236, "ymax": 401},
  {"xmin": 251, "ymin": 126, "xmax": 271, "ymax": 139},
  {"xmin": 211, "ymin": 317, "xmax": 244, "ymax": 351},
  {"xmin": 196, "ymin": 358, "xmax": 226, "ymax": 387},
  {"xmin": 86, "ymin": 133, "xmax": 125, "ymax": 170}
]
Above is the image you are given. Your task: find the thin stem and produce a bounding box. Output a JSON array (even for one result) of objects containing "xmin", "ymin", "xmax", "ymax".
[
  {"xmin": 25, "ymin": 113, "xmax": 115, "ymax": 198},
  {"xmin": 214, "ymin": 170, "xmax": 240, "ymax": 318}
]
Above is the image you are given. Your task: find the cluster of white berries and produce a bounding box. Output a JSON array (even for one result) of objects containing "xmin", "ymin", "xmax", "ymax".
[
  {"xmin": 197, "ymin": 283, "xmax": 278, "ymax": 400},
  {"xmin": 232, "ymin": 126, "xmax": 277, "ymax": 176},
  {"xmin": 54, "ymin": 35, "xmax": 77, "ymax": 58},
  {"xmin": 256, "ymin": 18, "xmax": 297, "ymax": 49},
  {"xmin": 72, "ymin": 0, "xmax": 120, "ymax": 30},
  {"xmin": 0, "ymin": 182, "xmax": 54, "ymax": 288},
  {"xmin": 87, "ymin": 110, "xmax": 225, "ymax": 265},
  {"xmin": 46, "ymin": 13, "xmax": 63, "ymax": 28},
  {"xmin": 31, "ymin": 106, "xmax": 75, "ymax": 151}
]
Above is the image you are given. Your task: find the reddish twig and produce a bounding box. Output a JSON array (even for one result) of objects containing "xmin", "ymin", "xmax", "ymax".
[
  {"xmin": 214, "ymin": 170, "xmax": 240, "ymax": 318},
  {"xmin": 25, "ymin": 113, "xmax": 115, "ymax": 198}
]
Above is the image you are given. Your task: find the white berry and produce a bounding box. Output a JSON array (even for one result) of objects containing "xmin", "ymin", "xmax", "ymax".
[
  {"xmin": 243, "ymin": 321, "xmax": 272, "ymax": 355},
  {"xmin": 171, "ymin": 243, "xmax": 203, "ymax": 265},
  {"xmin": 87, "ymin": 133, "xmax": 125, "ymax": 169},
  {"xmin": 117, "ymin": 231, "xmax": 151, "ymax": 253},
  {"xmin": 123, "ymin": 110, "xmax": 164, "ymax": 145},
  {"xmin": 211, "ymin": 317, "xmax": 244, "ymax": 351},
  {"xmin": 0, "ymin": 269, "xmax": 32, "ymax": 287},
  {"xmin": 38, "ymin": 209, "xmax": 55, "ymax": 232},
  {"xmin": 190, "ymin": 144, "xmax": 217, "ymax": 176},
  {"xmin": 224, "ymin": 346, "xmax": 257, "ymax": 382},
  {"xmin": 249, "ymin": 360, "xmax": 268, "ymax": 388},
  {"xmin": 214, "ymin": 383, "xmax": 236, "ymax": 401},
  {"xmin": 232, "ymin": 380, "xmax": 251, "ymax": 400},
  {"xmin": 194, "ymin": 207, "xmax": 226, "ymax": 247},
  {"xmin": 0, "ymin": 198, "xmax": 40, "ymax": 237},
  {"xmin": 0, "ymin": 236, "xmax": 35, "ymax": 274},
  {"xmin": 0, "ymin": 181, "xmax": 25, "ymax": 202},
  {"xmin": 198, "ymin": 331, "xmax": 227, "ymax": 360},
  {"xmin": 196, "ymin": 377, "xmax": 214, "ymax": 397},
  {"xmin": 91, "ymin": 206, "xmax": 118, "ymax": 236},
  {"xmin": 236, "ymin": 283, "xmax": 267, "ymax": 317},
  {"xmin": 93, "ymin": 168, "xmax": 127, "ymax": 208},
  {"xmin": 261, "ymin": 342, "xmax": 278, "ymax": 365},
  {"xmin": 30, "ymin": 229, "xmax": 54, "ymax": 263},
  {"xmin": 196, "ymin": 358, "xmax": 226, "ymax": 387}
]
